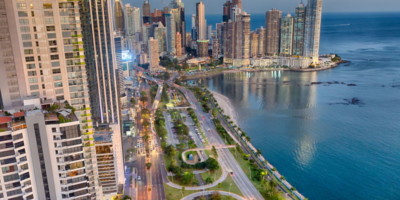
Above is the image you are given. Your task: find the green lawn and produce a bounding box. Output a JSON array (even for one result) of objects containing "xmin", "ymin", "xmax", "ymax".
[
  {"xmin": 199, "ymin": 167, "xmax": 222, "ymax": 183},
  {"xmin": 208, "ymin": 175, "xmax": 242, "ymax": 196},
  {"xmin": 229, "ymin": 148, "xmax": 265, "ymax": 192},
  {"xmin": 164, "ymin": 183, "xmax": 197, "ymax": 200},
  {"xmin": 164, "ymin": 175, "xmax": 243, "ymax": 200}
]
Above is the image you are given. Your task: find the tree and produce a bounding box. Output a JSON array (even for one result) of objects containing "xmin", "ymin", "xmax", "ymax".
[
  {"xmin": 211, "ymin": 146, "xmax": 218, "ymax": 158},
  {"xmin": 140, "ymin": 96, "xmax": 149, "ymax": 102},
  {"xmin": 164, "ymin": 145, "xmax": 177, "ymax": 157},
  {"xmin": 146, "ymin": 162, "xmax": 152, "ymax": 170},
  {"xmin": 181, "ymin": 172, "xmax": 195, "ymax": 185},
  {"xmin": 205, "ymin": 176, "xmax": 214, "ymax": 184},
  {"xmin": 205, "ymin": 158, "xmax": 219, "ymax": 171},
  {"xmin": 168, "ymin": 164, "xmax": 181, "ymax": 174},
  {"xmin": 210, "ymin": 192, "xmax": 222, "ymax": 200}
]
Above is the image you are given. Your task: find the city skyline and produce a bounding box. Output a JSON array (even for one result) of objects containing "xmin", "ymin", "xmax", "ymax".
[{"xmin": 123, "ymin": 0, "xmax": 400, "ymax": 14}]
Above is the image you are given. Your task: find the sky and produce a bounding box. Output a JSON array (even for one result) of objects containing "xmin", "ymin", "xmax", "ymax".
[{"xmin": 123, "ymin": 0, "xmax": 400, "ymax": 15}]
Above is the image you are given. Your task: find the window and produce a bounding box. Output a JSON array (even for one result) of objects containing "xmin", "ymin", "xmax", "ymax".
[
  {"xmin": 56, "ymin": 89, "xmax": 64, "ymax": 94},
  {"xmin": 24, "ymin": 49, "xmax": 34, "ymax": 55},
  {"xmin": 19, "ymin": 19, "xmax": 29, "ymax": 25},
  {"xmin": 13, "ymin": 133, "xmax": 23, "ymax": 140},
  {"xmin": 27, "ymin": 63, "xmax": 35, "ymax": 69},
  {"xmin": 43, "ymin": 3, "xmax": 52, "ymax": 9},
  {"xmin": 50, "ymin": 47, "xmax": 58, "ymax": 53},
  {"xmin": 56, "ymin": 96, "xmax": 64, "ymax": 101},
  {"xmin": 63, "ymin": 39, "xmax": 72, "ymax": 45},
  {"xmin": 4, "ymin": 173, "xmax": 19, "ymax": 182},
  {"xmin": 62, "ymin": 31, "xmax": 71, "ymax": 37},
  {"xmin": 21, "ymin": 34, "xmax": 31, "ymax": 40},
  {"xmin": 54, "ymin": 82, "xmax": 63, "ymax": 87},
  {"xmin": 50, "ymin": 55, "xmax": 59, "ymax": 60},
  {"xmin": 44, "ymin": 18, "xmax": 54, "ymax": 24},
  {"xmin": 46, "ymin": 26, "xmax": 55, "ymax": 31},
  {"xmin": 51, "ymin": 61, "xmax": 60, "ymax": 67},
  {"xmin": 20, "ymin": 26, "xmax": 30, "ymax": 32},
  {"xmin": 27, "ymin": 71, "xmax": 37, "ymax": 76},
  {"xmin": 53, "ymin": 75, "xmax": 62, "ymax": 81},
  {"xmin": 44, "ymin": 11, "xmax": 53, "ymax": 17},
  {"xmin": 30, "ymin": 85, "xmax": 39, "ymax": 90},
  {"xmin": 65, "ymin": 53, "xmax": 74, "ymax": 59},
  {"xmin": 18, "ymin": 11, "xmax": 28, "ymax": 17},
  {"xmin": 48, "ymin": 40, "xmax": 57, "ymax": 46},
  {"xmin": 16, "ymin": 3, "xmax": 27, "ymax": 9},
  {"xmin": 25, "ymin": 56, "xmax": 34, "ymax": 62},
  {"xmin": 47, "ymin": 33, "xmax": 56, "ymax": 39},
  {"xmin": 23, "ymin": 42, "xmax": 33, "ymax": 47},
  {"xmin": 28, "ymin": 78, "xmax": 38, "ymax": 83},
  {"xmin": 2, "ymin": 165, "xmax": 17, "ymax": 174},
  {"xmin": 52, "ymin": 69, "xmax": 61, "ymax": 74}
]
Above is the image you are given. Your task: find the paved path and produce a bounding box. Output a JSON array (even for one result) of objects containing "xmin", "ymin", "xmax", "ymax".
[
  {"xmin": 163, "ymin": 112, "xmax": 180, "ymax": 146},
  {"xmin": 166, "ymin": 169, "xmax": 228, "ymax": 190},
  {"xmin": 181, "ymin": 190, "xmax": 245, "ymax": 200},
  {"xmin": 181, "ymin": 145, "xmax": 236, "ymax": 165},
  {"xmin": 176, "ymin": 86, "xmax": 265, "ymax": 200}
]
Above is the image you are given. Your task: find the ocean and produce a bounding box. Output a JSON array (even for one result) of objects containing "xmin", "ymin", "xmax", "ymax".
[{"xmin": 195, "ymin": 12, "xmax": 400, "ymax": 200}]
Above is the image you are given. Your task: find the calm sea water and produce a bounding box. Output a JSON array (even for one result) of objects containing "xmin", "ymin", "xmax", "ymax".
[{"xmin": 195, "ymin": 13, "xmax": 400, "ymax": 200}]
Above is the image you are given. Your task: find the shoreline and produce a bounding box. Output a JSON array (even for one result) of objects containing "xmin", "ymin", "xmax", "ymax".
[
  {"xmin": 210, "ymin": 91, "xmax": 239, "ymax": 125},
  {"xmin": 206, "ymin": 89, "xmax": 306, "ymax": 200},
  {"xmin": 181, "ymin": 60, "xmax": 348, "ymax": 80}
]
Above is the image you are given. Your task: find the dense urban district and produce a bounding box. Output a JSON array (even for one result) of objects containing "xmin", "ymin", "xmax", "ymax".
[{"xmin": 0, "ymin": 0, "xmax": 339, "ymax": 200}]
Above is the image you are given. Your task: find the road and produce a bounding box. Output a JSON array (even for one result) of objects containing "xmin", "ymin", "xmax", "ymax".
[
  {"xmin": 177, "ymin": 86, "xmax": 265, "ymax": 200},
  {"xmin": 150, "ymin": 153, "xmax": 168, "ymax": 200},
  {"xmin": 136, "ymin": 156, "xmax": 148, "ymax": 200}
]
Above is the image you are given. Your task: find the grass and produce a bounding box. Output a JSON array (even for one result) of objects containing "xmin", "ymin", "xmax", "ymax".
[
  {"xmin": 199, "ymin": 167, "xmax": 222, "ymax": 183},
  {"xmin": 164, "ymin": 183, "xmax": 197, "ymax": 200},
  {"xmin": 164, "ymin": 175, "xmax": 243, "ymax": 200},
  {"xmin": 208, "ymin": 175, "xmax": 242, "ymax": 196},
  {"xmin": 229, "ymin": 148, "xmax": 265, "ymax": 192}
]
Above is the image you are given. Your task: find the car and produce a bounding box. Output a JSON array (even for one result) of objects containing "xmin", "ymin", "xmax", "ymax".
[{"xmin": 137, "ymin": 176, "xmax": 141, "ymax": 181}]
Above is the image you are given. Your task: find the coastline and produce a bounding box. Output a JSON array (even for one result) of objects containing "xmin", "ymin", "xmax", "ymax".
[
  {"xmin": 182, "ymin": 60, "xmax": 348, "ymax": 80},
  {"xmin": 205, "ymin": 89, "xmax": 306, "ymax": 200},
  {"xmin": 210, "ymin": 91, "xmax": 238, "ymax": 125}
]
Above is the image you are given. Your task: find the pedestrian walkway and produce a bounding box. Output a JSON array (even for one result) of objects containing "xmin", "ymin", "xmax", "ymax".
[
  {"xmin": 181, "ymin": 190, "xmax": 245, "ymax": 200},
  {"xmin": 166, "ymin": 169, "xmax": 228, "ymax": 191}
]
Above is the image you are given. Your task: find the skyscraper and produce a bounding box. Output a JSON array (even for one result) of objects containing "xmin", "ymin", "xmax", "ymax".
[
  {"xmin": 142, "ymin": 0, "xmax": 151, "ymax": 23},
  {"xmin": 232, "ymin": 0, "xmax": 242, "ymax": 9},
  {"xmin": 257, "ymin": 27, "xmax": 266, "ymax": 57},
  {"xmin": 125, "ymin": 5, "xmax": 142, "ymax": 36},
  {"xmin": 114, "ymin": 0, "xmax": 125, "ymax": 33},
  {"xmin": 223, "ymin": 11, "xmax": 251, "ymax": 64},
  {"xmin": 222, "ymin": 1, "xmax": 233, "ymax": 22},
  {"xmin": 280, "ymin": 14, "xmax": 294, "ymax": 56},
  {"xmin": 265, "ymin": 8, "xmax": 282, "ymax": 56},
  {"xmin": 170, "ymin": 0, "xmax": 186, "ymax": 52},
  {"xmin": 175, "ymin": 32, "xmax": 183, "ymax": 56},
  {"xmin": 0, "ymin": 100, "xmax": 93, "ymax": 200},
  {"xmin": 148, "ymin": 37, "xmax": 160, "ymax": 71},
  {"xmin": 293, "ymin": 3, "xmax": 306, "ymax": 56},
  {"xmin": 80, "ymin": 0, "xmax": 125, "ymax": 195},
  {"xmin": 154, "ymin": 22, "xmax": 167, "ymax": 53},
  {"xmin": 0, "ymin": 0, "xmax": 102, "ymax": 198},
  {"xmin": 191, "ymin": 14, "xmax": 198, "ymax": 40},
  {"xmin": 250, "ymin": 32, "xmax": 260, "ymax": 58},
  {"xmin": 304, "ymin": 0, "xmax": 323, "ymax": 63},
  {"xmin": 165, "ymin": 12, "xmax": 176, "ymax": 55},
  {"xmin": 196, "ymin": 1, "xmax": 206, "ymax": 40}
]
